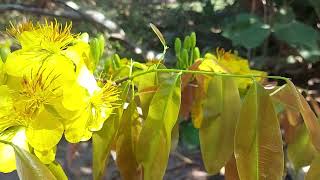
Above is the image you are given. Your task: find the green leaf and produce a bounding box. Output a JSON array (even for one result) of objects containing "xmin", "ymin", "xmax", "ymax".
[
  {"xmin": 90, "ymin": 34, "xmax": 105, "ymax": 71},
  {"xmin": 174, "ymin": 38, "xmax": 182, "ymax": 57},
  {"xmin": 0, "ymin": 46, "xmax": 11, "ymax": 62},
  {"xmin": 200, "ymin": 76, "xmax": 241, "ymax": 174},
  {"xmin": 235, "ymin": 83, "xmax": 284, "ymax": 180},
  {"xmin": 222, "ymin": 13, "xmax": 270, "ymax": 49},
  {"xmin": 150, "ymin": 23, "xmax": 167, "ymax": 49},
  {"xmin": 11, "ymin": 143, "xmax": 57, "ymax": 180},
  {"xmin": 287, "ymin": 124, "xmax": 316, "ymax": 170},
  {"xmin": 309, "ymin": 0, "xmax": 320, "ymax": 17},
  {"xmin": 190, "ymin": 32, "xmax": 196, "ymax": 48},
  {"xmin": 273, "ymin": 21, "xmax": 320, "ymax": 62},
  {"xmin": 171, "ymin": 122, "xmax": 180, "ymax": 152},
  {"xmin": 47, "ymin": 161, "xmax": 68, "ymax": 180},
  {"xmin": 136, "ymin": 72, "xmax": 181, "ymax": 180},
  {"xmin": 183, "ymin": 36, "xmax": 191, "ymax": 50},
  {"xmin": 180, "ymin": 121, "xmax": 200, "ymax": 151},
  {"xmin": 286, "ymin": 81, "xmax": 320, "ymax": 152},
  {"xmin": 92, "ymin": 108, "xmax": 121, "ymax": 180},
  {"xmin": 181, "ymin": 49, "xmax": 189, "ymax": 68},
  {"xmin": 274, "ymin": 21, "xmax": 319, "ymax": 49},
  {"xmin": 116, "ymin": 101, "xmax": 142, "ymax": 180},
  {"xmin": 193, "ymin": 47, "xmax": 200, "ymax": 61},
  {"xmin": 305, "ymin": 154, "xmax": 320, "ymax": 180},
  {"xmin": 135, "ymin": 65, "xmax": 159, "ymax": 118}
]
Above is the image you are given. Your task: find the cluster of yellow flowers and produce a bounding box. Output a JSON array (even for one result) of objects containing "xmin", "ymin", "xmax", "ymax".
[
  {"xmin": 0, "ymin": 20, "xmax": 119, "ymax": 172},
  {"xmin": 200, "ymin": 48, "xmax": 266, "ymax": 90}
]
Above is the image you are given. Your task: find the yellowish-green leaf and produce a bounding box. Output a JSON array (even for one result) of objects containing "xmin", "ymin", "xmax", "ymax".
[
  {"xmin": 171, "ymin": 122, "xmax": 179, "ymax": 152},
  {"xmin": 12, "ymin": 143, "xmax": 57, "ymax": 180},
  {"xmin": 47, "ymin": 161, "xmax": 68, "ymax": 180},
  {"xmin": 235, "ymin": 83, "xmax": 284, "ymax": 180},
  {"xmin": 135, "ymin": 65, "xmax": 158, "ymax": 118},
  {"xmin": 271, "ymin": 85, "xmax": 300, "ymax": 125},
  {"xmin": 200, "ymin": 76, "xmax": 241, "ymax": 174},
  {"xmin": 305, "ymin": 155, "xmax": 320, "ymax": 180},
  {"xmin": 92, "ymin": 108, "xmax": 121, "ymax": 180},
  {"xmin": 116, "ymin": 102, "xmax": 142, "ymax": 180},
  {"xmin": 286, "ymin": 81, "xmax": 320, "ymax": 152},
  {"xmin": 136, "ymin": 72, "xmax": 181, "ymax": 180},
  {"xmin": 274, "ymin": 81, "xmax": 320, "ymax": 151},
  {"xmin": 287, "ymin": 123, "xmax": 316, "ymax": 170},
  {"xmin": 150, "ymin": 23, "xmax": 167, "ymax": 49},
  {"xmin": 92, "ymin": 82, "xmax": 129, "ymax": 180}
]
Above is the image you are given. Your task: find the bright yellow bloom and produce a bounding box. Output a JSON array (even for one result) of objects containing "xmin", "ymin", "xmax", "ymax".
[
  {"xmin": 200, "ymin": 48, "xmax": 267, "ymax": 90},
  {"xmin": 61, "ymin": 66, "xmax": 120, "ymax": 143},
  {"xmin": 4, "ymin": 20, "xmax": 88, "ymax": 83},
  {"xmin": 0, "ymin": 67, "xmax": 64, "ymax": 167},
  {"xmin": 0, "ymin": 20, "xmax": 119, "ymax": 172}
]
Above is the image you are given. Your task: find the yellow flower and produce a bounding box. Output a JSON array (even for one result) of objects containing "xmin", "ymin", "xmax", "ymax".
[
  {"xmin": 1, "ymin": 20, "xmax": 117, "ymax": 169},
  {"xmin": 7, "ymin": 20, "xmax": 76, "ymax": 52},
  {"xmin": 61, "ymin": 66, "xmax": 120, "ymax": 143},
  {"xmin": 4, "ymin": 20, "xmax": 89, "ymax": 83},
  {"xmin": 201, "ymin": 48, "xmax": 267, "ymax": 90},
  {"xmin": 0, "ymin": 67, "xmax": 64, "ymax": 165}
]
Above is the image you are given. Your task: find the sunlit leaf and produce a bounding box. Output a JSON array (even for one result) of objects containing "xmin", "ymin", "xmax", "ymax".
[
  {"xmin": 12, "ymin": 143, "xmax": 56, "ymax": 180},
  {"xmin": 287, "ymin": 123, "xmax": 316, "ymax": 170},
  {"xmin": 200, "ymin": 76, "xmax": 241, "ymax": 174},
  {"xmin": 281, "ymin": 110, "xmax": 301, "ymax": 144},
  {"xmin": 305, "ymin": 155, "xmax": 320, "ymax": 180},
  {"xmin": 135, "ymin": 65, "xmax": 158, "ymax": 118},
  {"xmin": 235, "ymin": 82, "xmax": 284, "ymax": 180},
  {"xmin": 272, "ymin": 85, "xmax": 301, "ymax": 125},
  {"xmin": 92, "ymin": 108, "xmax": 121, "ymax": 180},
  {"xmin": 136, "ymin": 72, "xmax": 181, "ymax": 180},
  {"xmin": 171, "ymin": 122, "xmax": 180, "ymax": 152},
  {"xmin": 150, "ymin": 23, "xmax": 167, "ymax": 49},
  {"xmin": 286, "ymin": 81, "xmax": 320, "ymax": 151},
  {"xmin": 47, "ymin": 161, "xmax": 68, "ymax": 180},
  {"xmin": 116, "ymin": 102, "xmax": 142, "ymax": 180}
]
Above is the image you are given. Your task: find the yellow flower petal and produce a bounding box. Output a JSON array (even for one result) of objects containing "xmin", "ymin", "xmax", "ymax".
[
  {"xmin": 0, "ymin": 127, "xmax": 28, "ymax": 173},
  {"xmin": 63, "ymin": 41, "xmax": 90, "ymax": 68},
  {"xmin": 26, "ymin": 109, "xmax": 64, "ymax": 151},
  {"xmin": 64, "ymin": 110, "xmax": 92, "ymax": 143},
  {"xmin": 34, "ymin": 147, "xmax": 56, "ymax": 164},
  {"xmin": 62, "ymin": 83, "xmax": 88, "ymax": 111},
  {"xmin": 5, "ymin": 51, "xmax": 76, "ymax": 83},
  {"xmin": 77, "ymin": 65, "xmax": 99, "ymax": 95},
  {"xmin": 203, "ymin": 49, "xmax": 267, "ymax": 90},
  {"xmin": 0, "ymin": 85, "xmax": 12, "ymax": 116},
  {"xmin": 0, "ymin": 85, "xmax": 14, "ymax": 132},
  {"xmin": 88, "ymin": 106, "xmax": 113, "ymax": 131}
]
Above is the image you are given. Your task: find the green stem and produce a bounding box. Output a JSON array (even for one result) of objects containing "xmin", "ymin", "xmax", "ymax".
[{"xmin": 114, "ymin": 68, "xmax": 289, "ymax": 85}]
